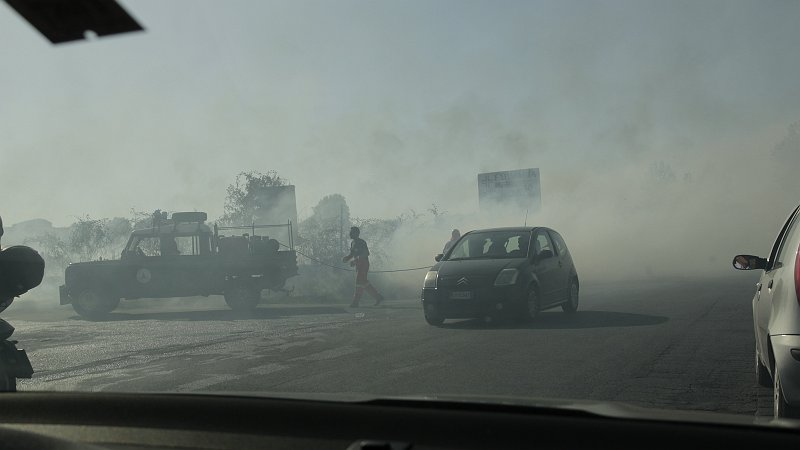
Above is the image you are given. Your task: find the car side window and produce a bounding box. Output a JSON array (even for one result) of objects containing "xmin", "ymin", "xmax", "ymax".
[
  {"xmin": 534, "ymin": 232, "xmax": 553, "ymax": 256},
  {"xmin": 549, "ymin": 231, "xmax": 568, "ymax": 257},
  {"xmin": 505, "ymin": 234, "xmax": 531, "ymax": 257},
  {"xmin": 449, "ymin": 240, "xmax": 469, "ymax": 259},
  {"xmin": 482, "ymin": 239, "xmax": 492, "ymax": 255},
  {"xmin": 775, "ymin": 213, "xmax": 800, "ymax": 265},
  {"xmin": 769, "ymin": 206, "xmax": 800, "ymax": 269}
]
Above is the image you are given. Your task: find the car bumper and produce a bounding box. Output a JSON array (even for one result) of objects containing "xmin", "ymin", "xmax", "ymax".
[
  {"xmin": 59, "ymin": 285, "xmax": 71, "ymax": 305},
  {"xmin": 421, "ymin": 286, "xmax": 525, "ymax": 318},
  {"xmin": 772, "ymin": 335, "xmax": 800, "ymax": 405}
]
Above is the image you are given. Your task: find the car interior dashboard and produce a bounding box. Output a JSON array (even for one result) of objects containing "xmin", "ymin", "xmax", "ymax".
[{"xmin": 0, "ymin": 392, "xmax": 798, "ymax": 450}]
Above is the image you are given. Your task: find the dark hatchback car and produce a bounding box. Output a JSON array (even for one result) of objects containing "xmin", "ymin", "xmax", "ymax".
[{"xmin": 421, "ymin": 227, "xmax": 579, "ymax": 325}]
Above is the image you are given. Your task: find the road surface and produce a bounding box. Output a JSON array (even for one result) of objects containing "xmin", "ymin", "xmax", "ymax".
[{"xmin": 4, "ymin": 273, "xmax": 770, "ymax": 417}]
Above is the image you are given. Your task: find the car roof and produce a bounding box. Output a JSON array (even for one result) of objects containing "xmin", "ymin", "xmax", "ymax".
[{"xmin": 467, "ymin": 227, "xmax": 544, "ymax": 234}]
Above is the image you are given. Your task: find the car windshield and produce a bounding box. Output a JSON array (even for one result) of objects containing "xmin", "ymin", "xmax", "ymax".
[
  {"xmin": 448, "ymin": 231, "xmax": 530, "ymax": 260},
  {"xmin": 2, "ymin": 0, "xmax": 800, "ymax": 429}
]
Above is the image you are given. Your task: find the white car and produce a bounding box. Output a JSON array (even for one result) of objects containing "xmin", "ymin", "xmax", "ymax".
[{"xmin": 734, "ymin": 204, "xmax": 800, "ymax": 418}]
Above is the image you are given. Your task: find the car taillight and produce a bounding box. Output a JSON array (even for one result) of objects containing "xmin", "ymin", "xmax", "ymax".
[{"xmin": 795, "ymin": 242, "xmax": 800, "ymax": 306}]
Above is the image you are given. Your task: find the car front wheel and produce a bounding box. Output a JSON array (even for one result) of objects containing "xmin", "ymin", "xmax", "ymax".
[
  {"xmin": 424, "ymin": 314, "xmax": 445, "ymax": 326},
  {"xmin": 774, "ymin": 371, "xmax": 800, "ymax": 419},
  {"xmin": 562, "ymin": 281, "xmax": 579, "ymax": 314},
  {"xmin": 523, "ymin": 288, "xmax": 540, "ymax": 321}
]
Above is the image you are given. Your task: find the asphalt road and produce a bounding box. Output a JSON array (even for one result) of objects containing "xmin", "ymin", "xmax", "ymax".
[{"xmin": 4, "ymin": 273, "xmax": 771, "ymax": 417}]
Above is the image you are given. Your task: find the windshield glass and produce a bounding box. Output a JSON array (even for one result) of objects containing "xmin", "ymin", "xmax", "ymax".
[
  {"xmin": 448, "ymin": 231, "xmax": 530, "ymax": 260},
  {"xmin": 1, "ymin": 0, "xmax": 799, "ymax": 428}
]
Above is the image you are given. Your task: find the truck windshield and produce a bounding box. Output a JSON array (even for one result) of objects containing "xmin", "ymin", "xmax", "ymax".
[{"xmin": 448, "ymin": 231, "xmax": 530, "ymax": 260}]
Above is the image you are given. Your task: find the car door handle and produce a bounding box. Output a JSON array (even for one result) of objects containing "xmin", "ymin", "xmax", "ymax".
[
  {"xmin": 768, "ymin": 279, "xmax": 774, "ymax": 290},
  {"xmin": 756, "ymin": 282, "xmax": 762, "ymax": 291}
]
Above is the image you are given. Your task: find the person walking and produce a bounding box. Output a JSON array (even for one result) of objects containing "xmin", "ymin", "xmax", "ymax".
[{"xmin": 342, "ymin": 226, "xmax": 384, "ymax": 307}]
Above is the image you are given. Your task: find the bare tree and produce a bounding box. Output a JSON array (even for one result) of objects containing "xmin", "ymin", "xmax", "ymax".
[
  {"xmin": 69, "ymin": 216, "xmax": 110, "ymax": 262},
  {"xmin": 26, "ymin": 232, "xmax": 71, "ymax": 273}
]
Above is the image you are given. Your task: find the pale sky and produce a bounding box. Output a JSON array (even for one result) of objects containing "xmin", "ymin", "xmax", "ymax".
[{"xmin": 1, "ymin": 0, "xmax": 799, "ymax": 229}]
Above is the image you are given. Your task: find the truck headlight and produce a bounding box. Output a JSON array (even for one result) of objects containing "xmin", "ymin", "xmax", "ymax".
[
  {"xmin": 494, "ymin": 269, "xmax": 519, "ymax": 286},
  {"xmin": 423, "ymin": 270, "xmax": 438, "ymax": 289}
]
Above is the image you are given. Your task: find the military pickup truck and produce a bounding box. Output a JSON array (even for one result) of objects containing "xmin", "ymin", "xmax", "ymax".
[{"xmin": 59, "ymin": 211, "xmax": 298, "ymax": 319}]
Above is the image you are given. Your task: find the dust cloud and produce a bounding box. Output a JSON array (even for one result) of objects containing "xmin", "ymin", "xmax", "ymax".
[{"xmin": 2, "ymin": 1, "xmax": 800, "ymax": 305}]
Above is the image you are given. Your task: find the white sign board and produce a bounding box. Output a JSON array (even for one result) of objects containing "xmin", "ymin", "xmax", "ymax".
[{"xmin": 478, "ymin": 168, "xmax": 541, "ymax": 213}]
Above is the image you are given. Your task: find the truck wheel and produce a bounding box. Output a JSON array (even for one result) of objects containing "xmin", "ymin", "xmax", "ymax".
[
  {"xmin": 72, "ymin": 289, "xmax": 120, "ymax": 320},
  {"xmin": 224, "ymin": 284, "xmax": 260, "ymax": 313}
]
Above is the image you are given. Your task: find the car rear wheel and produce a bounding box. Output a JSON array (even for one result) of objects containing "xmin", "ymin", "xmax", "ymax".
[
  {"xmin": 224, "ymin": 283, "xmax": 261, "ymax": 312},
  {"xmin": 523, "ymin": 288, "xmax": 540, "ymax": 321},
  {"xmin": 774, "ymin": 371, "xmax": 800, "ymax": 419},
  {"xmin": 562, "ymin": 281, "xmax": 579, "ymax": 314},
  {"xmin": 72, "ymin": 289, "xmax": 120, "ymax": 320},
  {"xmin": 756, "ymin": 349, "xmax": 772, "ymax": 387}
]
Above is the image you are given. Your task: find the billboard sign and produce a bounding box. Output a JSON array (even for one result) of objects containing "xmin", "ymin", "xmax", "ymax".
[{"xmin": 477, "ymin": 168, "xmax": 541, "ymax": 213}]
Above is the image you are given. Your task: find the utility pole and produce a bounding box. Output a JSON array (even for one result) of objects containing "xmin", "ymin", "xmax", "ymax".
[{"xmin": 339, "ymin": 204, "xmax": 344, "ymax": 253}]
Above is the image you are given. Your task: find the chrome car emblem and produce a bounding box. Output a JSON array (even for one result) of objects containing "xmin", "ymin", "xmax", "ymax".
[{"xmin": 457, "ymin": 277, "xmax": 469, "ymax": 286}]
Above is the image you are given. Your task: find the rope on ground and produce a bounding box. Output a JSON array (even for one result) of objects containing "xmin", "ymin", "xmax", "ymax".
[{"xmin": 277, "ymin": 242, "xmax": 431, "ymax": 273}]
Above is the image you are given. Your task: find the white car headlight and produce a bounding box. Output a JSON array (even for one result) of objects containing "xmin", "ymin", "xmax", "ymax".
[
  {"xmin": 423, "ymin": 270, "xmax": 438, "ymax": 288},
  {"xmin": 494, "ymin": 268, "xmax": 519, "ymax": 286}
]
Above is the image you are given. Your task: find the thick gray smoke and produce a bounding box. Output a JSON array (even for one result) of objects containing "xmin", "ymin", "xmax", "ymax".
[{"xmin": 2, "ymin": 1, "xmax": 800, "ymax": 303}]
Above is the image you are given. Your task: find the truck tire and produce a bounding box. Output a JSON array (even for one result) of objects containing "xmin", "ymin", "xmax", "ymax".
[
  {"xmin": 224, "ymin": 283, "xmax": 260, "ymax": 313},
  {"xmin": 72, "ymin": 288, "xmax": 120, "ymax": 320}
]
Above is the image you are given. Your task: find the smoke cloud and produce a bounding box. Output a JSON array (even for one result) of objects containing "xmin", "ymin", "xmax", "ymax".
[{"xmin": 2, "ymin": 0, "xmax": 800, "ymax": 296}]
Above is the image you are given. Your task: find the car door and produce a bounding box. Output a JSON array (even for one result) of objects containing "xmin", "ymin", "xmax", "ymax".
[
  {"xmin": 532, "ymin": 231, "xmax": 559, "ymax": 306},
  {"xmin": 126, "ymin": 236, "xmax": 175, "ymax": 298},
  {"xmin": 170, "ymin": 234, "xmax": 218, "ymax": 296},
  {"xmin": 756, "ymin": 207, "xmax": 800, "ymax": 365},
  {"xmin": 547, "ymin": 230, "xmax": 571, "ymax": 302}
]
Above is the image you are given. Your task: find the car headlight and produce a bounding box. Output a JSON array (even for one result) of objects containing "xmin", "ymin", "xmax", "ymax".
[
  {"xmin": 423, "ymin": 270, "xmax": 438, "ymax": 289},
  {"xmin": 494, "ymin": 268, "xmax": 519, "ymax": 286}
]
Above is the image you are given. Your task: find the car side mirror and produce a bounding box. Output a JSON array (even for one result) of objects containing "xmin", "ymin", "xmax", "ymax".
[
  {"xmin": 732, "ymin": 254, "xmax": 767, "ymax": 271},
  {"xmin": 435, "ymin": 254, "xmax": 443, "ymax": 262},
  {"xmin": 537, "ymin": 249, "xmax": 554, "ymax": 261}
]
